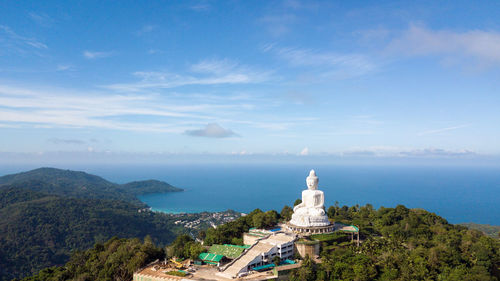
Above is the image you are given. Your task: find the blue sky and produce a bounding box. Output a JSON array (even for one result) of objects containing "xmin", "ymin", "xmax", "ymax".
[{"xmin": 1, "ymin": 0, "xmax": 500, "ymax": 164}]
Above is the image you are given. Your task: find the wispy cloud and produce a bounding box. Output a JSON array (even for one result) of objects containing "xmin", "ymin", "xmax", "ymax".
[
  {"xmin": 56, "ymin": 64, "xmax": 75, "ymax": 71},
  {"xmin": 0, "ymin": 83, "xmax": 282, "ymax": 134},
  {"xmin": 106, "ymin": 58, "xmax": 272, "ymax": 91},
  {"xmin": 189, "ymin": 3, "xmax": 211, "ymax": 12},
  {"xmin": 266, "ymin": 45, "xmax": 376, "ymax": 79},
  {"xmin": 279, "ymin": 47, "xmax": 374, "ymax": 73},
  {"xmin": 398, "ymin": 148, "xmax": 476, "ymax": 157},
  {"xmin": 418, "ymin": 124, "xmax": 469, "ymax": 136},
  {"xmin": 135, "ymin": 25, "xmax": 156, "ymax": 36},
  {"xmin": 185, "ymin": 123, "xmax": 238, "ymax": 138},
  {"xmin": 339, "ymin": 146, "xmax": 476, "ymax": 158},
  {"xmin": 83, "ymin": 50, "xmax": 113, "ymax": 59},
  {"xmin": 47, "ymin": 138, "xmax": 86, "ymax": 145},
  {"xmin": 0, "ymin": 84, "xmax": 206, "ymax": 133},
  {"xmin": 28, "ymin": 12, "xmax": 54, "ymax": 27},
  {"xmin": 0, "ymin": 25, "xmax": 48, "ymax": 56},
  {"xmin": 258, "ymin": 14, "xmax": 297, "ymax": 36},
  {"xmin": 388, "ymin": 24, "xmax": 500, "ymax": 68}
]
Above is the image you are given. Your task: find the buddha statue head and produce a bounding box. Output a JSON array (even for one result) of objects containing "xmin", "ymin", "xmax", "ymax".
[{"xmin": 306, "ymin": 169, "xmax": 319, "ymax": 190}]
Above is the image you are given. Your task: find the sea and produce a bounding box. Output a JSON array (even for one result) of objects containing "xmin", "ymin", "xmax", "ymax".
[{"xmin": 1, "ymin": 164, "xmax": 499, "ymax": 225}]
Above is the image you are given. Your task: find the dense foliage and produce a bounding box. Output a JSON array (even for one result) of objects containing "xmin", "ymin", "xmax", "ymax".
[
  {"xmin": 0, "ymin": 167, "xmax": 185, "ymax": 280},
  {"xmin": 120, "ymin": 179, "xmax": 181, "ymax": 196},
  {"xmin": 16, "ymin": 202, "xmax": 499, "ymax": 281},
  {"xmin": 167, "ymin": 234, "xmax": 205, "ymax": 260},
  {"xmin": 0, "ymin": 188, "xmax": 183, "ymax": 280},
  {"xmin": 21, "ymin": 237, "xmax": 163, "ymax": 281},
  {"xmin": 290, "ymin": 204, "xmax": 500, "ymax": 281},
  {"xmin": 202, "ymin": 209, "xmax": 280, "ymax": 246}
]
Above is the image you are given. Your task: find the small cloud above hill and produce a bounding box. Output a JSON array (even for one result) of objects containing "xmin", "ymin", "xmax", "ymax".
[{"xmin": 185, "ymin": 123, "xmax": 238, "ymax": 138}]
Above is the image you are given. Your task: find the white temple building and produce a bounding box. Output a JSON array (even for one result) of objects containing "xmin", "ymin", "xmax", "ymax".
[{"xmin": 287, "ymin": 170, "xmax": 334, "ymax": 234}]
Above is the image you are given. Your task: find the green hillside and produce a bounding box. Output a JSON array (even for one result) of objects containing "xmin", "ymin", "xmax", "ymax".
[
  {"xmin": 289, "ymin": 204, "xmax": 500, "ymax": 280},
  {"xmin": 0, "ymin": 168, "xmax": 184, "ymax": 281},
  {"xmin": 22, "ymin": 237, "xmax": 164, "ymax": 281},
  {"xmin": 0, "ymin": 188, "xmax": 184, "ymax": 281},
  {"xmin": 23, "ymin": 204, "xmax": 500, "ymax": 281}
]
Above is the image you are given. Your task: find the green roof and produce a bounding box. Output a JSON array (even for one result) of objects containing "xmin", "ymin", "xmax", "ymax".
[
  {"xmin": 199, "ymin": 252, "xmax": 224, "ymax": 262},
  {"xmin": 208, "ymin": 244, "xmax": 246, "ymax": 259}
]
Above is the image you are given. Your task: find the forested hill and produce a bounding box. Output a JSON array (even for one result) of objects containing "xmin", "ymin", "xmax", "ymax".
[
  {"xmin": 0, "ymin": 168, "xmax": 184, "ymax": 281},
  {"xmin": 0, "ymin": 188, "xmax": 183, "ymax": 281},
  {"xmin": 0, "ymin": 167, "xmax": 182, "ymax": 205},
  {"xmin": 23, "ymin": 205, "xmax": 500, "ymax": 281}
]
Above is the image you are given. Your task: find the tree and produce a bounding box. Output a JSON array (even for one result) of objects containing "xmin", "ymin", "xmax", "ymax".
[
  {"xmin": 264, "ymin": 210, "xmax": 279, "ymax": 227},
  {"xmin": 281, "ymin": 205, "xmax": 293, "ymax": 221},
  {"xmin": 327, "ymin": 206, "xmax": 336, "ymax": 219},
  {"xmin": 273, "ymin": 256, "xmax": 281, "ymax": 266},
  {"xmin": 290, "ymin": 255, "xmax": 316, "ymax": 281},
  {"xmin": 252, "ymin": 212, "xmax": 266, "ymax": 229},
  {"xmin": 294, "ymin": 199, "xmax": 302, "ymax": 207},
  {"xmin": 167, "ymin": 234, "xmax": 203, "ymax": 260}
]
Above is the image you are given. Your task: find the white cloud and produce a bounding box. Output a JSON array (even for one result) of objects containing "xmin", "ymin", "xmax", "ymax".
[
  {"xmin": 0, "ymin": 25, "xmax": 48, "ymax": 56},
  {"xmin": 190, "ymin": 58, "xmax": 239, "ymax": 74},
  {"xmin": 184, "ymin": 123, "xmax": 238, "ymax": 138},
  {"xmin": 83, "ymin": 50, "xmax": 113, "ymax": 59},
  {"xmin": 418, "ymin": 124, "xmax": 470, "ymax": 136},
  {"xmin": 190, "ymin": 3, "xmax": 211, "ymax": 12},
  {"xmin": 28, "ymin": 12, "xmax": 54, "ymax": 27},
  {"xmin": 135, "ymin": 25, "xmax": 156, "ymax": 36},
  {"xmin": 106, "ymin": 59, "xmax": 272, "ymax": 91},
  {"xmin": 0, "ymin": 84, "xmax": 280, "ymax": 134},
  {"xmin": 48, "ymin": 138, "xmax": 86, "ymax": 145},
  {"xmin": 279, "ymin": 48, "xmax": 374, "ymax": 71},
  {"xmin": 338, "ymin": 146, "xmax": 476, "ymax": 158},
  {"xmin": 258, "ymin": 14, "xmax": 297, "ymax": 36},
  {"xmin": 388, "ymin": 24, "xmax": 500, "ymax": 67},
  {"xmin": 56, "ymin": 64, "xmax": 74, "ymax": 71},
  {"xmin": 271, "ymin": 46, "xmax": 376, "ymax": 79},
  {"xmin": 300, "ymin": 147, "xmax": 309, "ymax": 156}
]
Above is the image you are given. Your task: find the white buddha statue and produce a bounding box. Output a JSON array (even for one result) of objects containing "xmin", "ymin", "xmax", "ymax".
[{"xmin": 289, "ymin": 170, "xmax": 330, "ymax": 227}]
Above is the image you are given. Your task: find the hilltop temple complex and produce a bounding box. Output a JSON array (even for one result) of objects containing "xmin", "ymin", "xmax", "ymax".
[{"xmin": 134, "ymin": 170, "xmax": 359, "ymax": 281}]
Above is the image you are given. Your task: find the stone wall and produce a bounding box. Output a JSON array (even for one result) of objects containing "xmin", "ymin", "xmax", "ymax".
[{"xmin": 295, "ymin": 241, "xmax": 320, "ymax": 258}]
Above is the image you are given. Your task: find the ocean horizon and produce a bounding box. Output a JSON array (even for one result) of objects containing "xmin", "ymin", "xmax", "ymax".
[{"xmin": 1, "ymin": 163, "xmax": 499, "ymax": 225}]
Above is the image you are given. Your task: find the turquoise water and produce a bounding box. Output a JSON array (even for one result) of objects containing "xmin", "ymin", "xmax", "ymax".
[{"xmin": 2, "ymin": 164, "xmax": 499, "ymax": 224}]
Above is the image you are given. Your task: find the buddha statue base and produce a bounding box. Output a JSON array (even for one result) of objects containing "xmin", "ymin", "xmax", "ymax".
[
  {"xmin": 287, "ymin": 222, "xmax": 335, "ymax": 235},
  {"xmin": 289, "ymin": 213, "xmax": 331, "ymax": 228}
]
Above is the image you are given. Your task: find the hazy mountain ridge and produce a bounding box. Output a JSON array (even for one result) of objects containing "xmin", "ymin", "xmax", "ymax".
[
  {"xmin": 0, "ymin": 167, "xmax": 182, "ymax": 205},
  {"xmin": 460, "ymin": 222, "xmax": 500, "ymax": 239}
]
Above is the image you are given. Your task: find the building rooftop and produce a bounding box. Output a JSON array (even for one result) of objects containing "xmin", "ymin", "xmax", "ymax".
[
  {"xmin": 199, "ymin": 253, "xmax": 224, "ymax": 263},
  {"xmin": 208, "ymin": 244, "xmax": 249, "ymax": 259},
  {"xmin": 262, "ymin": 233, "xmax": 296, "ymax": 245}
]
